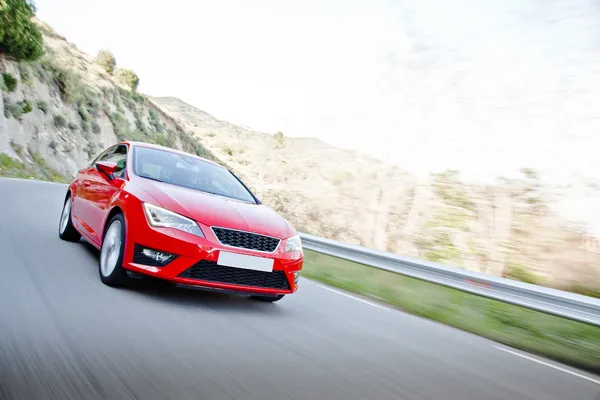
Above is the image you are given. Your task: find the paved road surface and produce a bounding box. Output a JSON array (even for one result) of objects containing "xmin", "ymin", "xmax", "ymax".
[{"xmin": 1, "ymin": 178, "xmax": 599, "ymax": 400}]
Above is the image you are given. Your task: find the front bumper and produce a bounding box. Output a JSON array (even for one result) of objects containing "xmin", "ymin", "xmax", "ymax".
[{"xmin": 122, "ymin": 207, "xmax": 303, "ymax": 295}]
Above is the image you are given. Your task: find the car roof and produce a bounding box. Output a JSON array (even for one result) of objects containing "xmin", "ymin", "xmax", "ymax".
[{"xmin": 123, "ymin": 141, "xmax": 223, "ymax": 168}]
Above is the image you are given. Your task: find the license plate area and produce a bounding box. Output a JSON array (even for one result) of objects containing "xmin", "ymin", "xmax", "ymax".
[{"xmin": 217, "ymin": 251, "xmax": 274, "ymax": 272}]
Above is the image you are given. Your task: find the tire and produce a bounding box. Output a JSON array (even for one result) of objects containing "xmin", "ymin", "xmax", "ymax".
[
  {"xmin": 99, "ymin": 213, "xmax": 128, "ymax": 287},
  {"xmin": 250, "ymin": 294, "xmax": 285, "ymax": 303},
  {"xmin": 58, "ymin": 195, "xmax": 81, "ymax": 242}
]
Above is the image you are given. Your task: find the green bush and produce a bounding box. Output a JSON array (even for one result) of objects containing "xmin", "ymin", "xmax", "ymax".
[
  {"xmin": 77, "ymin": 102, "xmax": 93, "ymax": 132},
  {"xmin": 131, "ymin": 92, "xmax": 145, "ymax": 103},
  {"xmin": 95, "ymin": 50, "xmax": 116, "ymax": 74},
  {"xmin": 148, "ymin": 109, "xmax": 165, "ymax": 133},
  {"xmin": 41, "ymin": 58, "xmax": 82, "ymax": 103},
  {"xmin": 36, "ymin": 100, "xmax": 49, "ymax": 113},
  {"xmin": 108, "ymin": 111, "xmax": 129, "ymax": 140},
  {"xmin": 18, "ymin": 63, "xmax": 32, "ymax": 86},
  {"xmin": 53, "ymin": 114, "xmax": 68, "ymax": 129},
  {"xmin": 9, "ymin": 140, "xmax": 23, "ymax": 155},
  {"xmin": 85, "ymin": 142, "xmax": 97, "ymax": 160},
  {"xmin": 116, "ymin": 68, "xmax": 139, "ymax": 91},
  {"xmin": 3, "ymin": 98, "xmax": 25, "ymax": 119},
  {"xmin": 274, "ymin": 131, "xmax": 285, "ymax": 148},
  {"xmin": 82, "ymin": 87, "xmax": 101, "ymax": 112},
  {"xmin": 2, "ymin": 72, "xmax": 18, "ymax": 91},
  {"xmin": 18, "ymin": 99, "xmax": 32, "ymax": 114},
  {"xmin": 0, "ymin": 0, "xmax": 44, "ymax": 61}
]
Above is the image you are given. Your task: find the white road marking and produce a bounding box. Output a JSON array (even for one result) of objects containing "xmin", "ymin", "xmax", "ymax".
[
  {"xmin": 317, "ymin": 284, "xmax": 388, "ymax": 311},
  {"xmin": 494, "ymin": 346, "xmax": 600, "ymax": 385}
]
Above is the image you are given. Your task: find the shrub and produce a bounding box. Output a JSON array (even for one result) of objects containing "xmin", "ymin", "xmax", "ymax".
[
  {"xmin": 92, "ymin": 121, "xmax": 101, "ymax": 134},
  {"xmin": 18, "ymin": 63, "xmax": 32, "ymax": 86},
  {"xmin": 68, "ymin": 121, "xmax": 78, "ymax": 131},
  {"xmin": 0, "ymin": 0, "xmax": 44, "ymax": 61},
  {"xmin": 3, "ymin": 98, "xmax": 24, "ymax": 119},
  {"xmin": 274, "ymin": 131, "xmax": 285, "ymax": 148},
  {"xmin": 53, "ymin": 114, "xmax": 68, "ymax": 129},
  {"xmin": 131, "ymin": 92, "xmax": 145, "ymax": 103},
  {"xmin": 2, "ymin": 72, "xmax": 18, "ymax": 92},
  {"xmin": 108, "ymin": 111, "xmax": 129, "ymax": 140},
  {"xmin": 85, "ymin": 142, "xmax": 97, "ymax": 159},
  {"xmin": 95, "ymin": 50, "xmax": 117, "ymax": 74},
  {"xmin": 18, "ymin": 99, "xmax": 32, "ymax": 114},
  {"xmin": 116, "ymin": 68, "xmax": 139, "ymax": 91},
  {"xmin": 196, "ymin": 145, "xmax": 208, "ymax": 158},
  {"xmin": 36, "ymin": 100, "xmax": 49, "ymax": 113},
  {"xmin": 148, "ymin": 109, "xmax": 164, "ymax": 133},
  {"xmin": 82, "ymin": 88, "xmax": 101, "ymax": 112},
  {"xmin": 41, "ymin": 58, "xmax": 82, "ymax": 103},
  {"xmin": 77, "ymin": 102, "xmax": 93, "ymax": 132}
]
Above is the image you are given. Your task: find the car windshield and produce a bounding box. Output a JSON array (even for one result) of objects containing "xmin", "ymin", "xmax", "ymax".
[{"xmin": 132, "ymin": 146, "xmax": 257, "ymax": 204}]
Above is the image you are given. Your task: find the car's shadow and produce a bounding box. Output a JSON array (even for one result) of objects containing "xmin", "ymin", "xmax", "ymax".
[{"xmin": 78, "ymin": 240, "xmax": 288, "ymax": 315}]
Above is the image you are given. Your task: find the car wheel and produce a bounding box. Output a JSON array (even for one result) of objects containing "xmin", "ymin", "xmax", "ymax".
[
  {"xmin": 58, "ymin": 196, "xmax": 81, "ymax": 242},
  {"xmin": 250, "ymin": 294, "xmax": 285, "ymax": 302},
  {"xmin": 99, "ymin": 213, "xmax": 128, "ymax": 287}
]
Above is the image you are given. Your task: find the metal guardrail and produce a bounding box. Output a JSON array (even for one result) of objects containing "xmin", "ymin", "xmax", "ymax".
[{"xmin": 299, "ymin": 233, "xmax": 600, "ymax": 327}]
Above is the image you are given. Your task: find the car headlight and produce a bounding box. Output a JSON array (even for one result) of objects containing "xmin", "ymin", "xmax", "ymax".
[
  {"xmin": 284, "ymin": 235, "xmax": 303, "ymax": 253},
  {"xmin": 142, "ymin": 203, "xmax": 205, "ymax": 238}
]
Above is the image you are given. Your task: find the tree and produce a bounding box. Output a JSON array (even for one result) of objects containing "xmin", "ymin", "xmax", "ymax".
[
  {"xmin": 116, "ymin": 68, "xmax": 139, "ymax": 91},
  {"xmin": 95, "ymin": 49, "xmax": 116, "ymax": 74},
  {"xmin": 0, "ymin": 0, "xmax": 44, "ymax": 61}
]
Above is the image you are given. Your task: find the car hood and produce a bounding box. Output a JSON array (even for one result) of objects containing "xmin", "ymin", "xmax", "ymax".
[{"xmin": 138, "ymin": 180, "xmax": 296, "ymax": 239}]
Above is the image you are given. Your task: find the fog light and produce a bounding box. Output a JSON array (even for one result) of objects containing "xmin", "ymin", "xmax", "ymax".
[
  {"xmin": 142, "ymin": 248, "xmax": 172, "ymax": 263},
  {"xmin": 293, "ymin": 272, "xmax": 300, "ymax": 286},
  {"xmin": 134, "ymin": 244, "xmax": 178, "ymax": 267}
]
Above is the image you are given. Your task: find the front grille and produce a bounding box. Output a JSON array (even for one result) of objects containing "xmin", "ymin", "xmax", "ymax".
[
  {"xmin": 179, "ymin": 260, "xmax": 290, "ymax": 290},
  {"xmin": 212, "ymin": 227, "xmax": 281, "ymax": 253}
]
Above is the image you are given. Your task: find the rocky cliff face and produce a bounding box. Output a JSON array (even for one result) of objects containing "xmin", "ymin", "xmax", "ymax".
[{"xmin": 0, "ymin": 20, "xmax": 220, "ymax": 182}]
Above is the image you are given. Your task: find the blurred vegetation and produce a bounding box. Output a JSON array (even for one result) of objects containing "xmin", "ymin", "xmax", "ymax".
[
  {"xmin": 95, "ymin": 50, "xmax": 117, "ymax": 74},
  {"xmin": 116, "ymin": 68, "xmax": 139, "ymax": 91},
  {"xmin": 0, "ymin": 152, "xmax": 69, "ymax": 183},
  {"xmin": 302, "ymin": 250, "xmax": 600, "ymax": 373},
  {"xmin": 17, "ymin": 62, "xmax": 33, "ymax": 86},
  {"xmin": 53, "ymin": 114, "xmax": 67, "ymax": 128},
  {"xmin": 36, "ymin": 100, "xmax": 49, "ymax": 114},
  {"xmin": 0, "ymin": 0, "xmax": 44, "ymax": 61},
  {"xmin": 503, "ymin": 262, "xmax": 545, "ymax": 285},
  {"xmin": 273, "ymin": 131, "xmax": 285, "ymax": 149},
  {"xmin": 3, "ymin": 97, "xmax": 31, "ymax": 119},
  {"xmin": 2, "ymin": 72, "xmax": 18, "ymax": 91}
]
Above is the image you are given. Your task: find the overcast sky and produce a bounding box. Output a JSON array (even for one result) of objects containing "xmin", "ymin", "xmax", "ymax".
[{"xmin": 35, "ymin": 0, "xmax": 600, "ymax": 185}]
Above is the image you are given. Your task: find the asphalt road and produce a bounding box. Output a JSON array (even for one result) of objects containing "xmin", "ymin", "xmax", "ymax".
[{"xmin": 1, "ymin": 178, "xmax": 599, "ymax": 400}]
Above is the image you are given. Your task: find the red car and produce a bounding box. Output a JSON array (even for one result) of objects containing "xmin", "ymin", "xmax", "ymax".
[{"xmin": 58, "ymin": 141, "xmax": 303, "ymax": 302}]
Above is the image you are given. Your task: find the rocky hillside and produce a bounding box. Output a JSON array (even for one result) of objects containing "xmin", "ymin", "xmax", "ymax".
[
  {"xmin": 1, "ymin": 19, "xmax": 599, "ymax": 296},
  {"xmin": 155, "ymin": 96, "xmax": 600, "ymax": 294},
  {"xmin": 0, "ymin": 20, "xmax": 221, "ymax": 183}
]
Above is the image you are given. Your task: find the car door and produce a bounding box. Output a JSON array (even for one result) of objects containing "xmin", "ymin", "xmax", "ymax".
[
  {"xmin": 85, "ymin": 144, "xmax": 129, "ymax": 245},
  {"xmin": 72, "ymin": 146, "xmax": 115, "ymax": 238}
]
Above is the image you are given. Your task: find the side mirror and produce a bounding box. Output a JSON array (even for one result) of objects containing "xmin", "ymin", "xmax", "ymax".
[{"xmin": 96, "ymin": 161, "xmax": 118, "ymax": 179}]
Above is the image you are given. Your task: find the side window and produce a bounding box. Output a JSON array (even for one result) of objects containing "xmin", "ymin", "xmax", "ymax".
[
  {"xmin": 91, "ymin": 146, "xmax": 115, "ymax": 165},
  {"xmin": 105, "ymin": 145, "xmax": 128, "ymax": 178}
]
